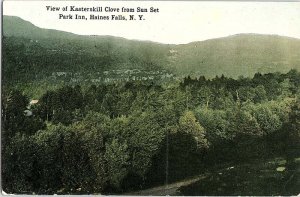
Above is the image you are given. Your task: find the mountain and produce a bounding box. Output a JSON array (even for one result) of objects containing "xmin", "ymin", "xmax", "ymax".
[
  {"xmin": 3, "ymin": 15, "xmax": 76, "ymax": 39},
  {"xmin": 2, "ymin": 16, "xmax": 171, "ymax": 84},
  {"xmin": 3, "ymin": 15, "xmax": 300, "ymax": 85},
  {"xmin": 170, "ymin": 34, "xmax": 300, "ymax": 78}
]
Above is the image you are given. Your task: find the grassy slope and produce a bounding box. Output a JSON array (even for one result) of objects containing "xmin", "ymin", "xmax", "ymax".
[{"xmin": 179, "ymin": 157, "xmax": 300, "ymax": 196}]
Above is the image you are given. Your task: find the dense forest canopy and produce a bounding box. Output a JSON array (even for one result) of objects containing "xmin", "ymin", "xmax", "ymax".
[
  {"xmin": 2, "ymin": 71, "xmax": 300, "ymax": 194},
  {"xmin": 2, "ymin": 16, "xmax": 300, "ymax": 195}
]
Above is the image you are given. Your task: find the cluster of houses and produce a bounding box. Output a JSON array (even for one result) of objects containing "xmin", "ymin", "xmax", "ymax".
[{"xmin": 49, "ymin": 69, "xmax": 174, "ymax": 84}]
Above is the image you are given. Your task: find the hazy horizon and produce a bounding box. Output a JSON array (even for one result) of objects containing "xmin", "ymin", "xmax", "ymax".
[
  {"xmin": 4, "ymin": 14, "xmax": 300, "ymax": 46},
  {"xmin": 3, "ymin": 1, "xmax": 300, "ymax": 44}
]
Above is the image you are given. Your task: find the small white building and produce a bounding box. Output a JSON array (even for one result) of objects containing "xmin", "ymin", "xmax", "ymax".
[{"xmin": 30, "ymin": 100, "xmax": 39, "ymax": 105}]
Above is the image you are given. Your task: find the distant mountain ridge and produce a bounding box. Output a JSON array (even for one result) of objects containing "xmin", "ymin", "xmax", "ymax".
[
  {"xmin": 171, "ymin": 33, "xmax": 300, "ymax": 77},
  {"xmin": 3, "ymin": 15, "xmax": 300, "ymax": 81}
]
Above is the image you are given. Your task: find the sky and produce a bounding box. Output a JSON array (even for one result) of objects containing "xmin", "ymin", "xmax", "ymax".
[{"xmin": 3, "ymin": 1, "xmax": 300, "ymax": 44}]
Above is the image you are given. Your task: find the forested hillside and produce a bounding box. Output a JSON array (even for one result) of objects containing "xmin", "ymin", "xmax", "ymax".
[
  {"xmin": 2, "ymin": 71, "xmax": 300, "ymax": 195},
  {"xmin": 3, "ymin": 16, "xmax": 300, "ymax": 96},
  {"xmin": 171, "ymin": 34, "xmax": 300, "ymax": 77},
  {"xmin": 3, "ymin": 16, "xmax": 171, "ymax": 93},
  {"xmin": 2, "ymin": 15, "xmax": 300, "ymax": 195}
]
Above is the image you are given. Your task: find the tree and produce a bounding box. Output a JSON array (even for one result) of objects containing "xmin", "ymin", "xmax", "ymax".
[
  {"xmin": 104, "ymin": 139, "xmax": 129, "ymax": 191},
  {"xmin": 228, "ymin": 109, "xmax": 262, "ymax": 137},
  {"xmin": 195, "ymin": 107, "xmax": 231, "ymax": 143},
  {"xmin": 179, "ymin": 111, "xmax": 209, "ymax": 149},
  {"xmin": 285, "ymin": 99, "xmax": 300, "ymax": 165},
  {"xmin": 120, "ymin": 110, "xmax": 166, "ymax": 188},
  {"xmin": 2, "ymin": 89, "xmax": 29, "ymax": 138},
  {"xmin": 2, "ymin": 133, "xmax": 37, "ymax": 193},
  {"xmin": 279, "ymin": 78, "xmax": 293, "ymax": 98},
  {"xmin": 76, "ymin": 112, "xmax": 110, "ymax": 192},
  {"xmin": 247, "ymin": 104, "xmax": 282, "ymax": 135}
]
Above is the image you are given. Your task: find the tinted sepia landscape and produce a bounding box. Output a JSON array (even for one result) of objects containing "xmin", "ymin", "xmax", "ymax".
[{"xmin": 2, "ymin": 15, "xmax": 300, "ymax": 195}]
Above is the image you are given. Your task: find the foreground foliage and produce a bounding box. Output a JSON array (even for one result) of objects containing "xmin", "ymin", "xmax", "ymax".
[{"xmin": 2, "ymin": 70, "xmax": 300, "ymax": 194}]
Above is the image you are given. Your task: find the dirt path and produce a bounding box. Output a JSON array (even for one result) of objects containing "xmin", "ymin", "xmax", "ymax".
[{"xmin": 124, "ymin": 173, "xmax": 208, "ymax": 196}]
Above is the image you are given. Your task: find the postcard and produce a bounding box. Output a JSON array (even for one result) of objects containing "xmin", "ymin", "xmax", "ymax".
[{"xmin": 2, "ymin": 1, "xmax": 300, "ymax": 195}]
